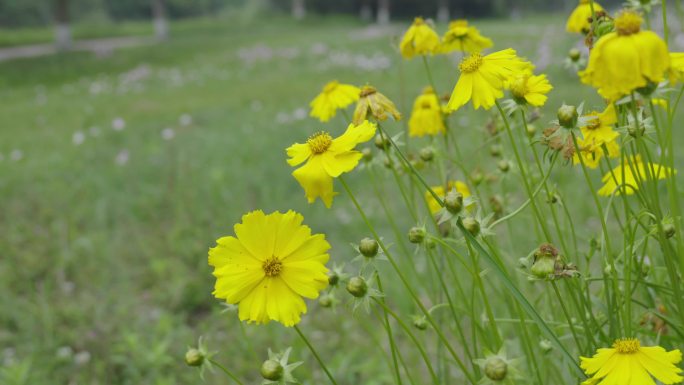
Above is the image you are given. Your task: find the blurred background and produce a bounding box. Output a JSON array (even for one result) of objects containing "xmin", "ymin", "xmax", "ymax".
[{"xmin": 0, "ymin": 0, "xmax": 675, "ymax": 384}]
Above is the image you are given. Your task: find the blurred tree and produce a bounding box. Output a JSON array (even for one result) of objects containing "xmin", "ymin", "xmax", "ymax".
[
  {"xmin": 437, "ymin": 0, "xmax": 449, "ymax": 22},
  {"xmin": 292, "ymin": 0, "xmax": 306, "ymax": 19},
  {"xmin": 54, "ymin": 0, "xmax": 72, "ymax": 50},
  {"xmin": 359, "ymin": 0, "xmax": 372, "ymax": 21},
  {"xmin": 151, "ymin": 0, "xmax": 169, "ymax": 40},
  {"xmin": 377, "ymin": 0, "xmax": 390, "ymax": 24}
]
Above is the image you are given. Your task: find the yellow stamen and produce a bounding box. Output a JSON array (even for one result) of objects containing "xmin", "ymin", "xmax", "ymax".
[
  {"xmin": 459, "ymin": 53, "xmax": 483, "ymax": 73},
  {"xmin": 613, "ymin": 338, "xmax": 641, "ymax": 354},
  {"xmin": 262, "ymin": 257, "xmax": 283, "ymax": 277},
  {"xmin": 307, "ymin": 131, "xmax": 333, "ymax": 154},
  {"xmin": 615, "ymin": 11, "xmax": 643, "ymax": 36}
]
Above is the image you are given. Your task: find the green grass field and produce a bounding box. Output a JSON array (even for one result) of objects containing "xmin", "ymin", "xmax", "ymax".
[{"xmin": 1, "ymin": 13, "xmax": 676, "ymax": 385}]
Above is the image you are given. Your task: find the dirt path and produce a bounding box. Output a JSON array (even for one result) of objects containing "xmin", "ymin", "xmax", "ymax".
[{"xmin": 0, "ymin": 36, "xmax": 156, "ymax": 62}]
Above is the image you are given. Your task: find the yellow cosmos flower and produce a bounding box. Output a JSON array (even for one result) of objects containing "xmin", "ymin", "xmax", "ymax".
[
  {"xmin": 580, "ymin": 338, "xmax": 683, "ymax": 385},
  {"xmin": 668, "ymin": 52, "xmax": 684, "ymax": 83},
  {"xmin": 508, "ymin": 72, "xmax": 553, "ymax": 107},
  {"xmin": 287, "ymin": 121, "xmax": 377, "ymax": 207},
  {"xmin": 409, "ymin": 87, "xmax": 446, "ymax": 137},
  {"xmin": 566, "ymin": 0, "xmax": 603, "ymax": 33},
  {"xmin": 598, "ymin": 155, "xmax": 675, "ymax": 196},
  {"xmin": 208, "ymin": 210, "xmax": 330, "ymax": 327},
  {"xmin": 353, "ymin": 85, "xmax": 402, "ymax": 125},
  {"xmin": 440, "ymin": 19, "xmax": 493, "ymax": 54},
  {"xmin": 309, "ymin": 81, "xmax": 360, "ymax": 122},
  {"xmin": 425, "ymin": 181, "xmax": 471, "ymax": 214},
  {"xmin": 579, "ymin": 10, "xmax": 669, "ymax": 101},
  {"xmin": 447, "ymin": 49, "xmax": 532, "ymax": 112},
  {"xmin": 399, "ymin": 17, "xmax": 440, "ymax": 59},
  {"xmin": 573, "ymin": 104, "xmax": 619, "ymax": 169}
]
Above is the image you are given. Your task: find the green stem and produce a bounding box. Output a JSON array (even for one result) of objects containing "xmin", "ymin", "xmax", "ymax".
[
  {"xmin": 376, "ymin": 273, "xmax": 403, "ymax": 385},
  {"xmin": 208, "ymin": 359, "xmax": 245, "ymax": 385},
  {"xmin": 294, "ymin": 325, "xmax": 339, "ymax": 385}
]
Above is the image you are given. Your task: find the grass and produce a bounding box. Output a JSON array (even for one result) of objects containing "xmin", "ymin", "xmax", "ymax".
[{"xmin": 0, "ymin": 12, "xmax": 679, "ymax": 385}]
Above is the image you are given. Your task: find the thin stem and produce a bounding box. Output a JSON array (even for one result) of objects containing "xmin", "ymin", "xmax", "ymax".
[
  {"xmin": 208, "ymin": 359, "xmax": 245, "ymax": 385},
  {"xmin": 294, "ymin": 325, "xmax": 339, "ymax": 385}
]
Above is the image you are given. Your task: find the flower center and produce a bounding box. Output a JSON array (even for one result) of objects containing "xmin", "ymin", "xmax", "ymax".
[
  {"xmin": 420, "ymin": 100, "xmax": 432, "ymax": 109},
  {"xmin": 615, "ymin": 11, "xmax": 643, "ymax": 36},
  {"xmin": 413, "ymin": 17, "xmax": 425, "ymax": 25},
  {"xmin": 360, "ymin": 85, "xmax": 377, "ymax": 98},
  {"xmin": 586, "ymin": 117, "xmax": 601, "ymax": 130},
  {"xmin": 459, "ymin": 54, "xmax": 483, "ymax": 73},
  {"xmin": 307, "ymin": 131, "xmax": 333, "ymax": 154},
  {"xmin": 323, "ymin": 81, "xmax": 339, "ymax": 93},
  {"xmin": 262, "ymin": 257, "xmax": 283, "ymax": 277},
  {"xmin": 613, "ymin": 338, "xmax": 641, "ymax": 354}
]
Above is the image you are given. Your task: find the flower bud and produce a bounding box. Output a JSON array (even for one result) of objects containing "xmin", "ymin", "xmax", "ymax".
[
  {"xmin": 471, "ymin": 170, "xmax": 484, "ymax": 186},
  {"xmin": 462, "ymin": 217, "xmax": 480, "ymax": 236},
  {"xmin": 526, "ymin": 123, "xmax": 537, "ymax": 137},
  {"xmin": 557, "ymin": 104, "xmax": 578, "ymax": 129},
  {"xmin": 359, "ymin": 237, "xmax": 379, "ymax": 257},
  {"xmin": 412, "ymin": 316, "xmax": 428, "ymax": 330},
  {"xmin": 628, "ymin": 122, "xmax": 645, "ymax": 138},
  {"xmin": 445, "ymin": 190, "xmax": 463, "ymax": 214},
  {"xmin": 383, "ymin": 157, "xmax": 392, "ymax": 169},
  {"xmin": 489, "ymin": 144, "xmax": 502, "ymax": 157},
  {"xmin": 346, "ymin": 276, "xmax": 368, "ymax": 298},
  {"xmin": 568, "ymin": 48, "xmax": 581, "ymax": 62},
  {"xmin": 327, "ymin": 270, "xmax": 339, "ymax": 286},
  {"xmin": 484, "ymin": 357, "xmax": 508, "ymax": 381},
  {"xmin": 318, "ymin": 294, "xmax": 333, "ymax": 308},
  {"xmin": 663, "ymin": 223, "xmax": 676, "ymax": 239},
  {"xmin": 362, "ymin": 147, "xmax": 373, "ymax": 162},
  {"xmin": 374, "ymin": 134, "xmax": 390, "ymax": 150},
  {"xmin": 185, "ymin": 348, "xmax": 204, "ymax": 367},
  {"xmin": 531, "ymin": 256, "xmax": 555, "ymax": 278},
  {"xmin": 539, "ymin": 339, "xmax": 553, "ymax": 353},
  {"xmin": 260, "ymin": 359, "xmax": 284, "ymax": 381},
  {"xmin": 408, "ymin": 226, "xmax": 426, "ymax": 243},
  {"xmin": 419, "ymin": 146, "xmax": 435, "ymax": 161},
  {"xmin": 497, "ymin": 160, "xmax": 510, "ymax": 173}
]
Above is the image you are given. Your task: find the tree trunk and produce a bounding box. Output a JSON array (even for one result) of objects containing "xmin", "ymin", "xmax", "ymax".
[
  {"xmin": 359, "ymin": 0, "xmax": 372, "ymax": 22},
  {"xmin": 54, "ymin": 0, "xmax": 71, "ymax": 51},
  {"xmin": 377, "ymin": 0, "xmax": 390, "ymax": 25},
  {"xmin": 437, "ymin": 0, "xmax": 450, "ymax": 23},
  {"xmin": 292, "ymin": 0, "xmax": 306, "ymax": 20},
  {"xmin": 151, "ymin": 0, "xmax": 169, "ymax": 40}
]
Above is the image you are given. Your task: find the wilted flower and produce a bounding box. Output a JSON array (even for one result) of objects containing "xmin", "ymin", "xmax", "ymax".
[
  {"xmin": 399, "ymin": 17, "xmax": 440, "ymax": 59},
  {"xmin": 409, "ymin": 86, "xmax": 446, "ymax": 137},
  {"xmin": 353, "ymin": 86, "xmax": 401, "ymax": 125}
]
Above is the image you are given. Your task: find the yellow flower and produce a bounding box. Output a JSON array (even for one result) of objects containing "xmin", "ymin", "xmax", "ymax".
[
  {"xmin": 508, "ymin": 72, "xmax": 553, "ymax": 107},
  {"xmin": 668, "ymin": 52, "xmax": 684, "ymax": 83},
  {"xmin": 598, "ymin": 156, "xmax": 675, "ymax": 196},
  {"xmin": 400, "ymin": 17, "xmax": 440, "ymax": 59},
  {"xmin": 440, "ymin": 19, "xmax": 493, "ymax": 54},
  {"xmin": 573, "ymin": 104, "xmax": 619, "ymax": 169},
  {"xmin": 409, "ymin": 87, "xmax": 446, "ymax": 137},
  {"xmin": 353, "ymin": 85, "xmax": 402, "ymax": 125},
  {"xmin": 208, "ymin": 210, "xmax": 330, "ymax": 327},
  {"xmin": 580, "ymin": 338, "xmax": 683, "ymax": 385},
  {"xmin": 566, "ymin": 0, "xmax": 603, "ymax": 33},
  {"xmin": 425, "ymin": 181, "xmax": 471, "ymax": 214},
  {"xmin": 309, "ymin": 81, "xmax": 360, "ymax": 122},
  {"xmin": 579, "ymin": 10, "xmax": 669, "ymax": 101},
  {"xmin": 287, "ymin": 121, "xmax": 377, "ymax": 207},
  {"xmin": 447, "ymin": 49, "xmax": 532, "ymax": 112}
]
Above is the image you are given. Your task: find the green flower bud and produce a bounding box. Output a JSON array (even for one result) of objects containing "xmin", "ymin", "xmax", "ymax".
[
  {"xmin": 471, "ymin": 171, "xmax": 484, "ymax": 186},
  {"xmin": 359, "ymin": 237, "xmax": 379, "ymax": 257},
  {"xmin": 497, "ymin": 160, "xmax": 510, "ymax": 173},
  {"xmin": 419, "ymin": 146, "xmax": 435, "ymax": 161},
  {"xmin": 362, "ymin": 147, "xmax": 373, "ymax": 162},
  {"xmin": 318, "ymin": 294, "xmax": 333, "ymax": 308},
  {"xmin": 568, "ymin": 48, "xmax": 581, "ymax": 62},
  {"xmin": 185, "ymin": 348, "xmax": 204, "ymax": 367},
  {"xmin": 664, "ymin": 223, "xmax": 676, "ymax": 239},
  {"xmin": 412, "ymin": 316, "xmax": 428, "ymax": 330},
  {"xmin": 557, "ymin": 104, "xmax": 578, "ymax": 129},
  {"xmin": 374, "ymin": 134, "xmax": 390, "ymax": 150},
  {"xmin": 327, "ymin": 270, "xmax": 339, "ymax": 286},
  {"xmin": 383, "ymin": 157, "xmax": 392, "ymax": 169},
  {"xmin": 628, "ymin": 122, "xmax": 645, "ymax": 138},
  {"xmin": 526, "ymin": 123, "xmax": 537, "ymax": 137},
  {"xmin": 484, "ymin": 357, "xmax": 508, "ymax": 381},
  {"xmin": 531, "ymin": 256, "xmax": 555, "ymax": 278},
  {"xmin": 540, "ymin": 339, "xmax": 553, "ymax": 353},
  {"xmin": 346, "ymin": 276, "xmax": 368, "ymax": 298},
  {"xmin": 462, "ymin": 217, "xmax": 480, "ymax": 236},
  {"xmin": 260, "ymin": 359, "xmax": 284, "ymax": 381},
  {"xmin": 408, "ymin": 226, "xmax": 426, "ymax": 243},
  {"xmin": 444, "ymin": 190, "xmax": 463, "ymax": 214},
  {"xmin": 490, "ymin": 144, "xmax": 502, "ymax": 157}
]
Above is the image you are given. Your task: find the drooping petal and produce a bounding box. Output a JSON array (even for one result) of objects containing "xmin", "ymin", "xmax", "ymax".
[
  {"xmin": 447, "ymin": 72, "xmax": 473, "ymax": 112},
  {"xmin": 292, "ymin": 156, "xmax": 336, "ymax": 207},
  {"xmin": 286, "ymin": 142, "xmax": 312, "ymax": 167}
]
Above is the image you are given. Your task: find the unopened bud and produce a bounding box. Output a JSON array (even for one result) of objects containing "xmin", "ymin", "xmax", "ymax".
[
  {"xmin": 628, "ymin": 122, "xmax": 645, "ymax": 138},
  {"xmin": 260, "ymin": 359, "xmax": 284, "ymax": 381},
  {"xmin": 318, "ymin": 294, "xmax": 333, "ymax": 308},
  {"xmin": 484, "ymin": 357, "xmax": 508, "ymax": 381},
  {"xmin": 346, "ymin": 276, "xmax": 368, "ymax": 298},
  {"xmin": 531, "ymin": 256, "xmax": 555, "ymax": 278},
  {"xmin": 526, "ymin": 123, "xmax": 537, "ymax": 137},
  {"xmin": 540, "ymin": 339, "xmax": 553, "ymax": 353},
  {"xmin": 185, "ymin": 348, "xmax": 204, "ymax": 367},
  {"xmin": 408, "ymin": 226, "xmax": 426, "ymax": 243},
  {"xmin": 419, "ymin": 146, "xmax": 435, "ymax": 161},
  {"xmin": 557, "ymin": 104, "xmax": 578, "ymax": 129},
  {"xmin": 375, "ymin": 134, "xmax": 390, "ymax": 149},
  {"xmin": 471, "ymin": 171, "xmax": 484, "ymax": 186},
  {"xmin": 663, "ymin": 223, "xmax": 676, "ymax": 238},
  {"xmin": 359, "ymin": 237, "xmax": 379, "ymax": 257},
  {"xmin": 497, "ymin": 160, "xmax": 510, "ymax": 173},
  {"xmin": 413, "ymin": 316, "xmax": 428, "ymax": 330},
  {"xmin": 490, "ymin": 144, "xmax": 502, "ymax": 157},
  {"xmin": 327, "ymin": 270, "xmax": 339, "ymax": 286},
  {"xmin": 362, "ymin": 147, "xmax": 373, "ymax": 161},
  {"xmin": 568, "ymin": 48, "xmax": 581, "ymax": 62},
  {"xmin": 383, "ymin": 157, "xmax": 392, "ymax": 169},
  {"xmin": 462, "ymin": 217, "xmax": 480, "ymax": 236},
  {"xmin": 445, "ymin": 190, "xmax": 463, "ymax": 214}
]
